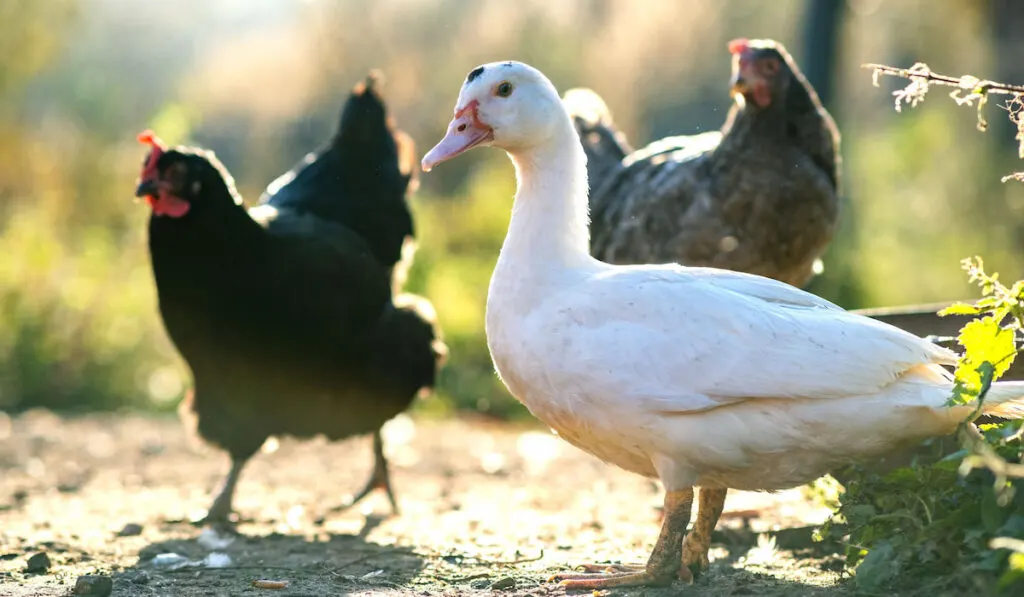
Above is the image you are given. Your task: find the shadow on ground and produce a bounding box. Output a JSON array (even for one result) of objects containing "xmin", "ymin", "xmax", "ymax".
[
  {"xmin": 1, "ymin": 412, "xmax": 859, "ymax": 596},
  {"xmin": 118, "ymin": 517, "xmax": 424, "ymax": 596}
]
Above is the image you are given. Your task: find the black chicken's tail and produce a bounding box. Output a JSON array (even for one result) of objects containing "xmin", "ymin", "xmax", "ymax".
[
  {"xmin": 562, "ymin": 88, "xmax": 633, "ymax": 199},
  {"xmin": 370, "ymin": 293, "xmax": 447, "ymax": 400}
]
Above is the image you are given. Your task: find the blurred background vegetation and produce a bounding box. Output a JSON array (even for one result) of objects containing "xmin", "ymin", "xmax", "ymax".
[{"xmin": 1, "ymin": 0, "xmax": 1022, "ymax": 418}]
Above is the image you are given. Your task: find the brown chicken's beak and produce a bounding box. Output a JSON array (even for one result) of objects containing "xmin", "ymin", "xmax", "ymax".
[
  {"xmin": 421, "ymin": 99, "xmax": 493, "ymax": 172},
  {"xmin": 730, "ymin": 71, "xmax": 748, "ymax": 95},
  {"xmin": 135, "ymin": 178, "xmax": 159, "ymax": 199}
]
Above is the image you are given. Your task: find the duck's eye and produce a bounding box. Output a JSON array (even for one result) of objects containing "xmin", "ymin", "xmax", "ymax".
[{"xmin": 496, "ymin": 81, "xmax": 514, "ymax": 98}]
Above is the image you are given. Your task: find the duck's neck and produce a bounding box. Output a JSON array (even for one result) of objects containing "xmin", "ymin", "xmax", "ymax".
[{"xmin": 497, "ymin": 122, "xmax": 595, "ymax": 275}]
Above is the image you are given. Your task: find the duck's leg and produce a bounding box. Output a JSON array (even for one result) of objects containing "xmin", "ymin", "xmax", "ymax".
[
  {"xmin": 333, "ymin": 430, "xmax": 399, "ymax": 514},
  {"xmin": 550, "ymin": 488, "xmax": 694, "ymax": 589},
  {"xmin": 680, "ymin": 487, "xmax": 727, "ymax": 579}
]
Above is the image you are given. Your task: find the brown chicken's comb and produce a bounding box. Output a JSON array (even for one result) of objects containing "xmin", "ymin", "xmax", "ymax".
[{"xmin": 727, "ymin": 38, "xmax": 749, "ymax": 55}]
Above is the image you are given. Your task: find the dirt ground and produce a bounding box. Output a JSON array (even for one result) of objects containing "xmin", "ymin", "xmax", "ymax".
[{"xmin": 0, "ymin": 409, "xmax": 860, "ymax": 597}]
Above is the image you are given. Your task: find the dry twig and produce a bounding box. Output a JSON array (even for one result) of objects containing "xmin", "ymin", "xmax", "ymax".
[
  {"xmin": 864, "ymin": 62, "xmax": 1024, "ymax": 182},
  {"xmin": 414, "ymin": 548, "xmax": 544, "ymax": 566}
]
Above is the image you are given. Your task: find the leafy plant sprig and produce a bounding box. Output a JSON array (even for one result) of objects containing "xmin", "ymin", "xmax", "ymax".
[{"xmin": 823, "ymin": 257, "xmax": 1024, "ymax": 592}]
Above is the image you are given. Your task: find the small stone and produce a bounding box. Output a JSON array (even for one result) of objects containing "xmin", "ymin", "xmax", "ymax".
[
  {"xmin": 25, "ymin": 551, "xmax": 50, "ymax": 573},
  {"xmin": 73, "ymin": 574, "xmax": 113, "ymax": 596},
  {"xmin": 117, "ymin": 523, "xmax": 143, "ymax": 537},
  {"xmin": 492, "ymin": 576, "xmax": 516, "ymax": 590},
  {"xmin": 469, "ymin": 578, "xmax": 491, "ymax": 589},
  {"xmin": 149, "ymin": 552, "xmax": 189, "ymax": 569}
]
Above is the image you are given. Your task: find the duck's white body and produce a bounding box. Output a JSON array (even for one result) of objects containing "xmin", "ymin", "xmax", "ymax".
[
  {"xmin": 488, "ymin": 258, "xmax": 963, "ymax": 491},
  {"xmin": 484, "ymin": 153, "xmax": 964, "ymax": 491},
  {"xmin": 425, "ymin": 60, "xmax": 1024, "ymax": 588},
  {"xmin": 458, "ymin": 64, "xmax": 1024, "ymax": 494}
]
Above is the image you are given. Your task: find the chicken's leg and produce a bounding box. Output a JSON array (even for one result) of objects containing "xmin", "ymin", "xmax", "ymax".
[
  {"xmin": 202, "ymin": 457, "xmax": 247, "ymax": 526},
  {"xmin": 680, "ymin": 487, "xmax": 727, "ymax": 579},
  {"xmin": 549, "ymin": 488, "xmax": 694, "ymax": 589},
  {"xmin": 333, "ymin": 431, "xmax": 399, "ymax": 514}
]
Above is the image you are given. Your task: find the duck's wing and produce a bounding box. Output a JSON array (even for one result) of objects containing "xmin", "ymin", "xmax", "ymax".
[{"xmin": 536, "ymin": 266, "xmax": 957, "ymax": 415}]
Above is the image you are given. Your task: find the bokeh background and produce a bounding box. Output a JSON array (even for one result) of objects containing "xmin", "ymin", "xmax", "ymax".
[{"xmin": 2, "ymin": 0, "xmax": 1022, "ymax": 418}]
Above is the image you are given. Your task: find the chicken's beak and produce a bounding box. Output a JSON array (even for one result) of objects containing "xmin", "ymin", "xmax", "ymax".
[
  {"xmin": 135, "ymin": 178, "xmax": 159, "ymax": 199},
  {"xmin": 729, "ymin": 54, "xmax": 749, "ymax": 95},
  {"xmin": 730, "ymin": 75, "xmax": 747, "ymax": 95},
  {"xmin": 422, "ymin": 100, "xmax": 493, "ymax": 172}
]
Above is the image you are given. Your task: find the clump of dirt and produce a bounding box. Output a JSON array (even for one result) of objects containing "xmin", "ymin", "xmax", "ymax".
[{"xmin": 1, "ymin": 410, "xmax": 868, "ymax": 596}]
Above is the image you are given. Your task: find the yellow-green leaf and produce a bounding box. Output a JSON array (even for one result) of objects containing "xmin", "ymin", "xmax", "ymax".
[
  {"xmin": 956, "ymin": 316, "xmax": 1017, "ymax": 388},
  {"xmin": 938, "ymin": 302, "xmax": 982, "ymax": 317}
]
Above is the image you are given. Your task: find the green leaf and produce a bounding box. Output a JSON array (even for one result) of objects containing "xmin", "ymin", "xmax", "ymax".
[
  {"xmin": 856, "ymin": 542, "xmax": 897, "ymax": 590},
  {"xmin": 845, "ymin": 504, "xmax": 878, "ymax": 526},
  {"xmin": 939, "ymin": 448, "xmax": 970, "ymax": 463},
  {"xmin": 997, "ymin": 552, "xmax": 1024, "ymax": 591},
  {"xmin": 982, "ymin": 486, "xmax": 1010, "ymax": 533},
  {"xmin": 939, "ymin": 302, "xmax": 983, "ymax": 316}
]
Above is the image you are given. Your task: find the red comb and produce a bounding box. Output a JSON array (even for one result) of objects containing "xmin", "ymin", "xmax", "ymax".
[
  {"xmin": 137, "ymin": 129, "xmax": 167, "ymax": 179},
  {"xmin": 728, "ymin": 38, "xmax": 749, "ymax": 55},
  {"xmin": 137, "ymin": 129, "xmax": 167, "ymax": 150}
]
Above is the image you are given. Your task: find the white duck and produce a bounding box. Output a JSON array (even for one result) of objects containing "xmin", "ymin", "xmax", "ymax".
[{"xmin": 421, "ymin": 61, "xmax": 1024, "ymax": 590}]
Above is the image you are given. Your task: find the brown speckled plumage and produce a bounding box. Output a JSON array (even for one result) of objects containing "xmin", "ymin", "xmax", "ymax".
[{"xmin": 566, "ymin": 39, "xmax": 841, "ymax": 288}]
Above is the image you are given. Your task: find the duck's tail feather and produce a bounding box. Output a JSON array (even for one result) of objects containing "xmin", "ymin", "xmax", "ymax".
[{"xmin": 978, "ymin": 381, "xmax": 1024, "ymax": 418}]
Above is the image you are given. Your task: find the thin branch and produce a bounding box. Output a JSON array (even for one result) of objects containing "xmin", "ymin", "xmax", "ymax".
[
  {"xmin": 864, "ymin": 63, "xmax": 1024, "ymax": 96},
  {"xmin": 958, "ymin": 423, "xmax": 1024, "ymax": 481},
  {"xmin": 431, "ymin": 572, "xmax": 492, "ymax": 583},
  {"xmin": 863, "ymin": 62, "xmax": 1024, "ymax": 183},
  {"xmin": 414, "ymin": 549, "xmax": 545, "ymax": 566}
]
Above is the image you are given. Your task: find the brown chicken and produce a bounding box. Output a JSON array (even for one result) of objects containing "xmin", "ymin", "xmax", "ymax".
[
  {"xmin": 565, "ymin": 37, "xmax": 841, "ymax": 288},
  {"xmin": 561, "ymin": 38, "xmax": 842, "ymax": 580}
]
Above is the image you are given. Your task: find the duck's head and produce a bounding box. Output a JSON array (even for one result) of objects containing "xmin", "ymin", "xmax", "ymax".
[{"xmin": 422, "ymin": 61, "xmax": 564, "ymax": 171}]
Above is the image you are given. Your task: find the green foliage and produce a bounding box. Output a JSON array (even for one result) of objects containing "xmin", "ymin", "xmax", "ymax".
[
  {"xmin": 941, "ymin": 258, "xmax": 1022, "ymax": 408},
  {"xmin": 822, "ymin": 258, "xmax": 1024, "ymax": 593}
]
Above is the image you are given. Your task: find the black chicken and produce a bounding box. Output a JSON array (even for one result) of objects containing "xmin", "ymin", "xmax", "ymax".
[
  {"xmin": 134, "ymin": 79, "xmax": 444, "ymax": 526},
  {"xmin": 259, "ymin": 72, "xmax": 418, "ymax": 291},
  {"xmin": 565, "ymin": 38, "xmax": 841, "ymax": 288}
]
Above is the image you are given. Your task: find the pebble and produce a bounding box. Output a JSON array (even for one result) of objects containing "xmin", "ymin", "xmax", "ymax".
[
  {"xmin": 492, "ymin": 576, "xmax": 516, "ymax": 590},
  {"xmin": 73, "ymin": 574, "xmax": 113, "ymax": 596},
  {"xmin": 25, "ymin": 551, "xmax": 50, "ymax": 573},
  {"xmin": 149, "ymin": 552, "xmax": 190, "ymax": 569},
  {"xmin": 117, "ymin": 523, "xmax": 143, "ymax": 537},
  {"xmin": 469, "ymin": 578, "xmax": 491, "ymax": 589}
]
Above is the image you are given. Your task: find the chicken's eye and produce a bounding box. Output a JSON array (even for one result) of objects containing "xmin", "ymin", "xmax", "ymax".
[
  {"xmin": 760, "ymin": 58, "xmax": 780, "ymax": 76},
  {"xmin": 496, "ymin": 81, "xmax": 514, "ymax": 98}
]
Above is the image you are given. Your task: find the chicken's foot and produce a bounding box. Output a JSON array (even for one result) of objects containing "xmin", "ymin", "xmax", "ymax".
[
  {"xmin": 333, "ymin": 430, "xmax": 398, "ymax": 514},
  {"xmin": 549, "ymin": 488, "xmax": 695, "ymax": 589},
  {"xmin": 200, "ymin": 457, "xmax": 247, "ymax": 529}
]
